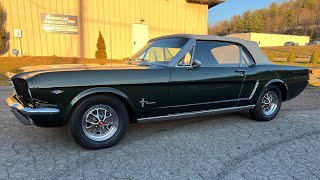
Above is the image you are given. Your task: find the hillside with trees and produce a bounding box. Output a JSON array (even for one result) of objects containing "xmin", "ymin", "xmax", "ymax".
[{"xmin": 209, "ymin": 0, "xmax": 320, "ymax": 40}]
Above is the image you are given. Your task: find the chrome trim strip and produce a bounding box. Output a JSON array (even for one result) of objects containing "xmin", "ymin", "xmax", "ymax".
[
  {"xmin": 249, "ymin": 81, "xmax": 260, "ymax": 99},
  {"xmin": 20, "ymin": 107, "xmax": 60, "ymax": 115},
  {"xmin": 158, "ymin": 98, "xmax": 239, "ymax": 109},
  {"xmin": 137, "ymin": 105, "xmax": 255, "ymax": 123}
]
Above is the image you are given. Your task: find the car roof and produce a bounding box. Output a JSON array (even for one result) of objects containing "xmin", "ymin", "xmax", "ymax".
[{"xmin": 149, "ymin": 34, "xmax": 272, "ymax": 65}]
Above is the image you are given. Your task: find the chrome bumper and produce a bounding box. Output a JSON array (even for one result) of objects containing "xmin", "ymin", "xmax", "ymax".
[{"xmin": 5, "ymin": 95, "xmax": 60, "ymax": 125}]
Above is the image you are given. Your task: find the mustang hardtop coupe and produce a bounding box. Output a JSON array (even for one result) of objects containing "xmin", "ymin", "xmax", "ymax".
[{"xmin": 6, "ymin": 34, "xmax": 309, "ymax": 149}]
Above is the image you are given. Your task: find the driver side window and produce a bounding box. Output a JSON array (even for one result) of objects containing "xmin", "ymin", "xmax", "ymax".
[{"xmin": 178, "ymin": 48, "xmax": 193, "ymax": 66}]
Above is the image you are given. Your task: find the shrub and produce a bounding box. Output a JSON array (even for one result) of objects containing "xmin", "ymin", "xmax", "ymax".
[
  {"xmin": 287, "ymin": 51, "xmax": 295, "ymax": 63},
  {"xmin": 95, "ymin": 31, "xmax": 107, "ymax": 59},
  {"xmin": 268, "ymin": 53, "xmax": 275, "ymax": 61},
  {"xmin": 310, "ymin": 51, "xmax": 319, "ymax": 64}
]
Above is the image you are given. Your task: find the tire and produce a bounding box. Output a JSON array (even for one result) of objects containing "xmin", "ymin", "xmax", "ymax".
[
  {"xmin": 250, "ymin": 85, "xmax": 282, "ymax": 122},
  {"xmin": 68, "ymin": 94, "xmax": 129, "ymax": 149}
]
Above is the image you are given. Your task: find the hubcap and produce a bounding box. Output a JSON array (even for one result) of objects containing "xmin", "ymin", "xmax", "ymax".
[
  {"xmin": 261, "ymin": 91, "xmax": 278, "ymax": 116},
  {"xmin": 82, "ymin": 105, "xmax": 119, "ymax": 141}
]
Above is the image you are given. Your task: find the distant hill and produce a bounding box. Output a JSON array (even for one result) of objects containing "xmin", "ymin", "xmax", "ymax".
[{"xmin": 209, "ymin": 0, "xmax": 320, "ymax": 41}]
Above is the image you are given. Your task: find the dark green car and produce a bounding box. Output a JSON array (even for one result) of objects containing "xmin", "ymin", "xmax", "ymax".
[{"xmin": 5, "ymin": 34, "xmax": 309, "ymax": 149}]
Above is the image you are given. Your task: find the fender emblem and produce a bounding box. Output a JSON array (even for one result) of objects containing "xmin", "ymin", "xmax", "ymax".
[
  {"xmin": 51, "ymin": 90, "xmax": 64, "ymax": 95},
  {"xmin": 139, "ymin": 98, "xmax": 156, "ymax": 108}
]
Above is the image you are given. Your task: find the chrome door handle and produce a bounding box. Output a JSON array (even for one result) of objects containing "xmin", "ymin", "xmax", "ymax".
[{"xmin": 235, "ymin": 70, "xmax": 246, "ymax": 76}]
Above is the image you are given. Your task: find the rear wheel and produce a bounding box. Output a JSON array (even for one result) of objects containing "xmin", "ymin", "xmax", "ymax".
[
  {"xmin": 68, "ymin": 95, "xmax": 128, "ymax": 149},
  {"xmin": 250, "ymin": 85, "xmax": 282, "ymax": 121}
]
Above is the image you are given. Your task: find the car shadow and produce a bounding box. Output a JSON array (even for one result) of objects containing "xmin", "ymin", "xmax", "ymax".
[
  {"xmin": 2, "ymin": 106, "xmax": 254, "ymax": 151},
  {"xmin": 121, "ymin": 110, "xmax": 253, "ymax": 145}
]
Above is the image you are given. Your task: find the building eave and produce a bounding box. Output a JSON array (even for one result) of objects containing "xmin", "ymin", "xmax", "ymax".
[{"xmin": 186, "ymin": 0, "xmax": 226, "ymax": 8}]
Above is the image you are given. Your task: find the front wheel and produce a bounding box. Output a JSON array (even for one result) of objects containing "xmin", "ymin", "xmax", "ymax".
[
  {"xmin": 250, "ymin": 85, "xmax": 282, "ymax": 121},
  {"xmin": 68, "ymin": 95, "xmax": 129, "ymax": 149}
]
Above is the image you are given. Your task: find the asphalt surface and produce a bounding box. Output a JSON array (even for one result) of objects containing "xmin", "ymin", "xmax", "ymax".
[{"xmin": 0, "ymin": 87, "xmax": 320, "ymax": 180}]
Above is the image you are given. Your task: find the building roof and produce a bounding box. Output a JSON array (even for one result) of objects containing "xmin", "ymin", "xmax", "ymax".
[
  {"xmin": 150, "ymin": 34, "xmax": 272, "ymax": 64},
  {"xmin": 150, "ymin": 34, "xmax": 253, "ymax": 44},
  {"xmin": 186, "ymin": 0, "xmax": 226, "ymax": 8}
]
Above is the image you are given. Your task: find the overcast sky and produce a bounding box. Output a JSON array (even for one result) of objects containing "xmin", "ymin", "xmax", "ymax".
[{"xmin": 208, "ymin": 0, "xmax": 286, "ymax": 25}]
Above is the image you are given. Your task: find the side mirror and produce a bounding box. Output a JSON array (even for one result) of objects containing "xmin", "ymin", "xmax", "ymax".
[{"xmin": 188, "ymin": 60, "xmax": 201, "ymax": 70}]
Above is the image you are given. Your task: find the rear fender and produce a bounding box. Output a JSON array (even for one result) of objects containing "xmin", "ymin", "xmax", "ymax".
[{"xmin": 264, "ymin": 79, "xmax": 288, "ymax": 101}]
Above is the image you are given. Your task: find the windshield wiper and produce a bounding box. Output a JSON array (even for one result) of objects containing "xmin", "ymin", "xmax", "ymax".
[{"xmin": 138, "ymin": 61, "xmax": 150, "ymax": 67}]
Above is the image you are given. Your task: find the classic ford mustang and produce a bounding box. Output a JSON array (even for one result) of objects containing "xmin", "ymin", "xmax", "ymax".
[{"xmin": 5, "ymin": 34, "xmax": 309, "ymax": 149}]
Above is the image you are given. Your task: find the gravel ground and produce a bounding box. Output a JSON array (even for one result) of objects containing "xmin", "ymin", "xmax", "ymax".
[{"xmin": 0, "ymin": 87, "xmax": 320, "ymax": 180}]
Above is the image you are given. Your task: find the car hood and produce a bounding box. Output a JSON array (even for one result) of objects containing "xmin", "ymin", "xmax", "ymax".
[{"xmin": 9, "ymin": 63, "xmax": 148, "ymax": 80}]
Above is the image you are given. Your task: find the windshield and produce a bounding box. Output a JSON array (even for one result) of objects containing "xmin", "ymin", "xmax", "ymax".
[{"xmin": 130, "ymin": 38, "xmax": 189, "ymax": 64}]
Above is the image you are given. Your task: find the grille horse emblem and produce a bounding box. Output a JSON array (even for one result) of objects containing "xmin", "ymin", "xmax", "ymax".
[{"xmin": 51, "ymin": 90, "xmax": 64, "ymax": 95}]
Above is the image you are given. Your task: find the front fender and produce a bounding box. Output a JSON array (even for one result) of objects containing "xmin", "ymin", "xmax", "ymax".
[{"xmin": 63, "ymin": 87, "xmax": 135, "ymax": 120}]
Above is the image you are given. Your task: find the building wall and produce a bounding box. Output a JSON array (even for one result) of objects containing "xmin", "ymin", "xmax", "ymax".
[
  {"xmin": 227, "ymin": 33, "xmax": 251, "ymax": 41},
  {"xmin": 0, "ymin": 0, "xmax": 208, "ymax": 59},
  {"xmin": 228, "ymin": 33, "xmax": 310, "ymax": 47}
]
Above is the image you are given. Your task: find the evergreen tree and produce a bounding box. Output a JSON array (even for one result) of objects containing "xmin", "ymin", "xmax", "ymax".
[
  {"xmin": 310, "ymin": 51, "xmax": 319, "ymax": 64},
  {"xmin": 287, "ymin": 51, "xmax": 295, "ymax": 63},
  {"xmin": 95, "ymin": 31, "xmax": 107, "ymax": 59},
  {"xmin": 0, "ymin": 4, "xmax": 9, "ymax": 54},
  {"xmin": 268, "ymin": 53, "xmax": 275, "ymax": 61}
]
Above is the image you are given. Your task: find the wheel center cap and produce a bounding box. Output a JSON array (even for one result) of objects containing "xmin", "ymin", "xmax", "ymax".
[{"xmin": 98, "ymin": 121, "xmax": 104, "ymax": 127}]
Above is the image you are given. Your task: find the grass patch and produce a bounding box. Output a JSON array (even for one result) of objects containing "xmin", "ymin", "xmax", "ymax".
[
  {"xmin": 262, "ymin": 45, "xmax": 320, "ymax": 59},
  {"xmin": 0, "ymin": 56, "xmax": 122, "ymax": 86},
  {"xmin": 0, "ymin": 74, "xmax": 9, "ymax": 86}
]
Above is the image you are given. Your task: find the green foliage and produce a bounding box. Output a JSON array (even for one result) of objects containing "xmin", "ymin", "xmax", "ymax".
[
  {"xmin": 310, "ymin": 51, "xmax": 319, "ymax": 64},
  {"xmin": 208, "ymin": 0, "xmax": 320, "ymax": 40},
  {"xmin": 268, "ymin": 53, "xmax": 275, "ymax": 61},
  {"xmin": 95, "ymin": 31, "xmax": 107, "ymax": 59},
  {"xmin": 0, "ymin": 4, "xmax": 9, "ymax": 54},
  {"xmin": 287, "ymin": 51, "xmax": 296, "ymax": 63}
]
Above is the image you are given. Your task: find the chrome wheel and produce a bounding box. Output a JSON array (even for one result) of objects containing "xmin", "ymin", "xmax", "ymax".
[
  {"xmin": 82, "ymin": 105, "xmax": 119, "ymax": 141},
  {"xmin": 261, "ymin": 91, "xmax": 278, "ymax": 116}
]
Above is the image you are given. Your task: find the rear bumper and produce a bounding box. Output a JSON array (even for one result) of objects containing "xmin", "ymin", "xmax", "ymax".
[{"xmin": 5, "ymin": 95, "xmax": 60, "ymax": 125}]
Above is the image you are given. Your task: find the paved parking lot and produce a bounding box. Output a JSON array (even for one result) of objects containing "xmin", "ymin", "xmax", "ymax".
[{"xmin": 0, "ymin": 88, "xmax": 320, "ymax": 180}]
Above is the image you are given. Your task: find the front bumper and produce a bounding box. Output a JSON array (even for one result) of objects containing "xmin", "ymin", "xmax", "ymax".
[{"xmin": 5, "ymin": 95, "xmax": 60, "ymax": 125}]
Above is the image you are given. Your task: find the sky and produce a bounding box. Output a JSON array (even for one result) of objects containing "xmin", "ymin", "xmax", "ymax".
[{"xmin": 208, "ymin": 0, "xmax": 285, "ymax": 25}]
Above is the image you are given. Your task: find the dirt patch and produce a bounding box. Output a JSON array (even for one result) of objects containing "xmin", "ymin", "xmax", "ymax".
[{"xmin": 309, "ymin": 68, "xmax": 320, "ymax": 86}]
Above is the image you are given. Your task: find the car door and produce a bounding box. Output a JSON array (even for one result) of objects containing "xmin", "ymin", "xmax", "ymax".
[
  {"xmin": 130, "ymin": 37, "xmax": 190, "ymax": 119},
  {"xmin": 168, "ymin": 41, "xmax": 246, "ymax": 114}
]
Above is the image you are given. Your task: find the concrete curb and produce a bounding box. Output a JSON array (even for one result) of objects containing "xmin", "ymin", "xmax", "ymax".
[{"xmin": 0, "ymin": 86, "xmax": 11, "ymax": 91}]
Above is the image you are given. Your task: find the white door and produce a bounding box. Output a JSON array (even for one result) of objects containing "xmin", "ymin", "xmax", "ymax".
[{"xmin": 132, "ymin": 24, "xmax": 149, "ymax": 54}]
